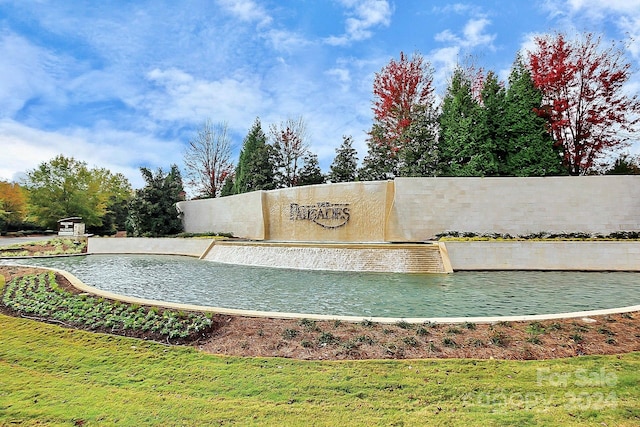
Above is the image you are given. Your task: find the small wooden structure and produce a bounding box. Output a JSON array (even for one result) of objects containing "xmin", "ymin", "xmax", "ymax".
[{"xmin": 57, "ymin": 217, "xmax": 85, "ymax": 237}]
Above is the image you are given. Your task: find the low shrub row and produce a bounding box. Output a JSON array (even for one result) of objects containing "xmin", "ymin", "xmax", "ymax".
[
  {"xmin": 436, "ymin": 230, "xmax": 640, "ymax": 240},
  {"xmin": 173, "ymin": 232, "xmax": 234, "ymax": 238},
  {"xmin": 0, "ymin": 272, "xmax": 215, "ymax": 342}
]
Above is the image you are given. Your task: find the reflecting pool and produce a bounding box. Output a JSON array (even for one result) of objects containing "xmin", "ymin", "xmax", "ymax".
[{"xmin": 5, "ymin": 254, "xmax": 640, "ymax": 318}]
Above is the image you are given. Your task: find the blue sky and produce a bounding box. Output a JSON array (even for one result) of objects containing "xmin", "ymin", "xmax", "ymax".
[{"xmin": 1, "ymin": 0, "xmax": 639, "ymax": 190}]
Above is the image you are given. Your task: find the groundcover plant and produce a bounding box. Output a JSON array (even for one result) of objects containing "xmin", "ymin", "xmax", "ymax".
[{"xmin": 0, "ymin": 271, "xmax": 214, "ymax": 342}]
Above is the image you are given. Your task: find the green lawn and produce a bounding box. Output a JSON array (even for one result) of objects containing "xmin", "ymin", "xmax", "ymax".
[{"xmin": 0, "ymin": 313, "xmax": 639, "ymax": 426}]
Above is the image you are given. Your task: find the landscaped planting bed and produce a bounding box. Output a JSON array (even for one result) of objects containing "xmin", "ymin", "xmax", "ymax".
[
  {"xmin": 0, "ymin": 237, "xmax": 87, "ymax": 257},
  {"xmin": 1, "ymin": 265, "xmax": 639, "ymax": 360},
  {"xmin": 0, "ymin": 270, "xmax": 217, "ymax": 343}
]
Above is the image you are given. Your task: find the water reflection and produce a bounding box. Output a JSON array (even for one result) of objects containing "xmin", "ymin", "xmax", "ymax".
[{"xmin": 5, "ymin": 254, "xmax": 640, "ymax": 318}]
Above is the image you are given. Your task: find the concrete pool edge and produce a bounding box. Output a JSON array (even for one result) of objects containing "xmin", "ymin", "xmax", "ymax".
[
  {"xmin": 87, "ymin": 237, "xmax": 640, "ymax": 272},
  {"xmin": 13, "ymin": 263, "xmax": 640, "ymax": 325}
]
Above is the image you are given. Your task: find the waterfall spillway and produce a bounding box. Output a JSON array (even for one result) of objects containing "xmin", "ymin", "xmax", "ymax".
[{"xmin": 201, "ymin": 241, "xmax": 452, "ymax": 274}]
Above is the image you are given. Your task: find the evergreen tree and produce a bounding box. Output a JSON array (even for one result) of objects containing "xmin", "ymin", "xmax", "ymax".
[
  {"xmin": 220, "ymin": 175, "xmax": 236, "ymax": 196},
  {"xmin": 438, "ymin": 67, "xmax": 485, "ymax": 176},
  {"xmin": 328, "ymin": 136, "xmax": 358, "ymax": 182},
  {"xmin": 397, "ymin": 104, "xmax": 439, "ymax": 177},
  {"xmin": 604, "ymin": 153, "xmax": 640, "ymax": 175},
  {"xmin": 297, "ymin": 153, "xmax": 325, "ymax": 186},
  {"xmin": 501, "ymin": 57, "xmax": 564, "ymax": 176},
  {"xmin": 126, "ymin": 165, "xmax": 185, "ymax": 237},
  {"xmin": 474, "ymin": 71, "xmax": 503, "ymax": 176},
  {"xmin": 359, "ymin": 124, "xmax": 398, "ymax": 180},
  {"xmin": 93, "ymin": 195, "xmax": 130, "ymax": 236},
  {"xmin": 234, "ymin": 118, "xmax": 277, "ymax": 193}
]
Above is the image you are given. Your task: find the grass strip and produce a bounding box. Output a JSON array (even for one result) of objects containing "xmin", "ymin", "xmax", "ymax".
[{"xmin": 0, "ymin": 314, "xmax": 639, "ymax": 426}]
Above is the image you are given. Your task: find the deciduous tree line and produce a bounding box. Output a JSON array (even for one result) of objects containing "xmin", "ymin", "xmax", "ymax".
[
  {"xmin": 360, "ymin": 32, "xmax": 640, "ymax": 179},
  {"xmin": 0, "ymin": 156, "xmax": 185, "ymax": 237},
  {"xmin": 185, "ymin": 116, "xmax": 326, "ymax": 200},
  {"xmin": 195, "ymin": 30, "xmax": 640, "ymax": 200}
]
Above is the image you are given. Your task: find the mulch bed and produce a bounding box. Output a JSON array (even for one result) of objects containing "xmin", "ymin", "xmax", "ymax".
[{"xmin": 1, "ymin": 265, "xmax": 639, "ymax": 360}]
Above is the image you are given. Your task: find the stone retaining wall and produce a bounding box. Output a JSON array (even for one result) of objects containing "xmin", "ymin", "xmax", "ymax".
[
  {"xmin": 87, "ymin": 237, "xmax": 214, "ymax": 257},
  {"xmin": 87, "ymin": 237, "xmax": 639, "ymax": 272},
  {"xmin": 175, "ymin": 176, "xmax": 640, "ymax": 242},
  {"xmin": 445, "ymin": 241, "xmax": 640, "ymax": 271}
]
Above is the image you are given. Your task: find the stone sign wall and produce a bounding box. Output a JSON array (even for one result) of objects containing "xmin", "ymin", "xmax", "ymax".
[
  {"xmin": 264, "ymin": 181, "xmax": 391, "ymax": 242},
  {"xmin": 175, "ymin": 176, "xmax": 640, "ymax": 242}
]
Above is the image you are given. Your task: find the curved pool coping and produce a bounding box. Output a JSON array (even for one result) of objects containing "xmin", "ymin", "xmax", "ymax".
[{"xmin": 9, "ymin": 263, "xmax": 640, "ymax": 324}]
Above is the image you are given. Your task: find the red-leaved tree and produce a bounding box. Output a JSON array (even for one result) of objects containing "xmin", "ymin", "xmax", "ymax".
[
  {"xmin": 371, "ymin": 51, "xmax": 435, "ymax": 152},
  {"xmin": 360, "ymin": 51, "xmax": 437, "ymax": 180},
  {"xmin": 528, "ymin": 32, "xmax": 640, "ymax": 175},
  {"xmin": 269, "ymin": 117, "xmax": 309, "ymax": 188}
]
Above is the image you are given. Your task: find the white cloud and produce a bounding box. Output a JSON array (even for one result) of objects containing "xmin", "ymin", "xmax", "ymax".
[
  {"xmin": 619, "ymin": 16, "xmax": 640, "ymax": 59},
  {"xmin": 0, "ymin": 121, "xmax": 61, "ymax": 180},
  {"xmin": 430, "ymin": 8, "xmax": 496, "ymax": 92},
  {"xmin": 428, "ymin": 2, "xmax": 502, "ymax": 89},
  {"xmin": 542, "ymin": 0, "xmax": 640, "ymax": 42},
  {"xmin": 215, "ymin": 0, "xmax": 273, "ymax": 27},
  {"xmin": 434, "ymin": 29, "xmax": 457, "ymax": 44},
  {"xmin": 462, "ymin": 18, "xmax": 495, "ymax": 47},
  {"xmin": 431, "ymin": 3, "xmax": 478, "ymax": 15},
  {"xmin": 434, "ymin": 18, "xmax": 495, "ymax": 49},
  {"xmin": 263, "ymin": 29, "xmax": 312, "ymax": 53},
  {"xmin": 324, "ymin": 0, "xmax": 392, "ymax": 46},
  {"xmin": 215, "ymin": 1, "xmax": 313, "ymax": 56},
  {"xmin": 565, "ymin": 0, "xmax": 640, "ymax": 16},
  {"xmin": 325, "ymin": 67, "xmax": 351, "ymax": 92},
  {"xmin": 0, "ymin": 31, "xmax": 69, "ymax": 117},
  {"xmin": 143, "ymin": 68, "xmax": 270, "ymax": 135},
  {"xmin": 429, "ymin": 46, "xmax": 462, "ymax": 92}
]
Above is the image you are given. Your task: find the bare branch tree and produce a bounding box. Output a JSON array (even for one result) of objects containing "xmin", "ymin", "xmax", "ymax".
[
  {"xmin": 269, "ymin": 116, "xmax": 309, "ymax": 187},
  {"xmin": 183, "ymin": 119, "xmax": 234, "ymax": 198}
]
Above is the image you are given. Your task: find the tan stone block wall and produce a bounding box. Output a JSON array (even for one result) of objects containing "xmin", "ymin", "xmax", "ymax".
[
  {"xmin": 444, "ymin": 241, "xmax": 640, "ymax": 271},
  {"xmin": 386, "ymin": 176, "xmax": 640, "ymax": 240},
  {"xmin": 176, "ymin": 176, "xmax": 640, "ymax": 242},
  {"xmin": 176, "ymin": 191, "xmax": 266, "ymax": 239},
  {"xmin": 265, "ymin": 181, "xmax": 390, "ymax": 242}
]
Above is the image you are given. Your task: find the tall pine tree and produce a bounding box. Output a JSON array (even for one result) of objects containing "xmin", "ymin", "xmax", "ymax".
[
  {"xmin": 297, "ymin": 153, "xmax": 325, "ymax": 186},
  {"xmin": 438, "ymin": 67, "xmax": 485, "ymax": 176},
  {"xmin": 398, "ymin": 104, "xmax": 439, "ymax": 177},
  {"xmin": 359, "ymin": 124, "xmax": 398, "ymax": 180},
  {"xmin": 474, "ymin": 71, "xmax": 503, "ymax": 176},
  {"xmin": 234, "ymin": 118, "xmax": 277, "ymax": 194},
  {"xmin": 328, "ymin": 136, "xmax": 359, "ymax": 182},
  {"xmin": 501, "ymin": 57, "xmax": 564, "ymax": 176}
]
